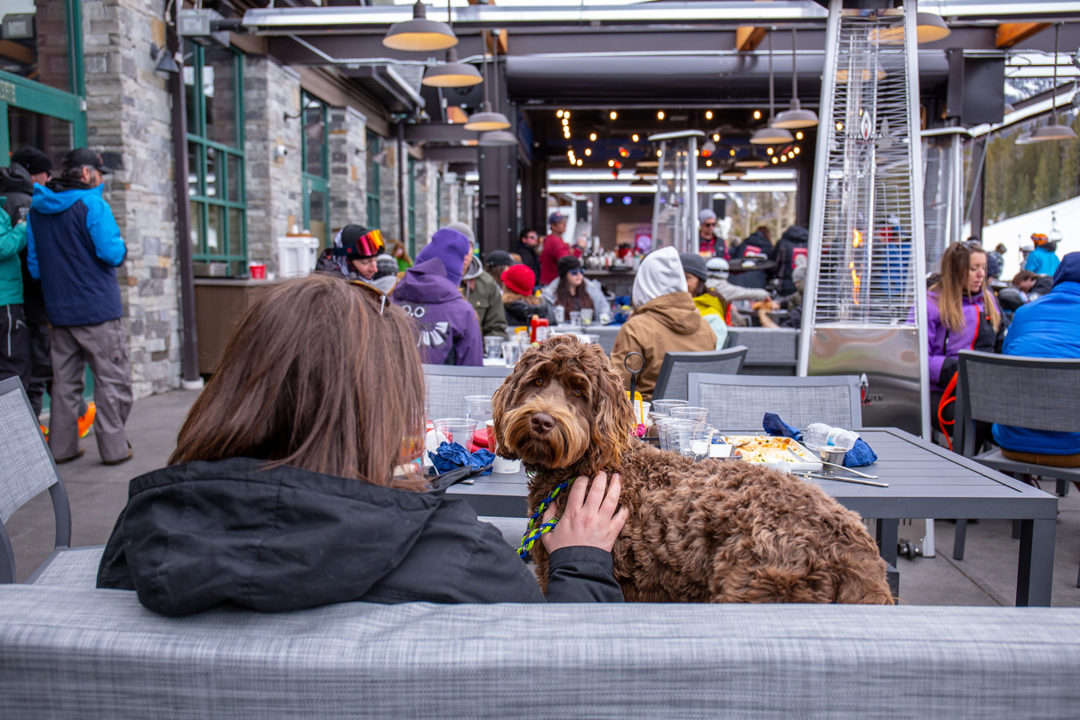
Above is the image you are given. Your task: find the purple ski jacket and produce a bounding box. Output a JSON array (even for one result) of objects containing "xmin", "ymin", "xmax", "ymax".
[
  {"xmin": 925, "ymin": 289, "xmax": 998, "ymax": 391},
  {"xmin": 391, "ymin": 258, "xmax": 483, "ymax": 366}
]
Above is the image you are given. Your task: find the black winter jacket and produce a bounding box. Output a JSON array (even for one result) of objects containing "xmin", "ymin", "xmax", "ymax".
[
  {"xmin": 0, "ymin": 164, "xmax": 46, "ymax": 322},
  {"xmin": 97, "ymin": 458, "xmax": 623, "ymax": 616},
  {"xmin": 772, "ymin": 225, "xmax": 810, "ymax": 296}
]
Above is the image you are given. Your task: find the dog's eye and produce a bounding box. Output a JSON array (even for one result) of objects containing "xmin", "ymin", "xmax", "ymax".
[
  {"xmin": 572, "ymin": 388, "xmax": 584, "ymax": 398},
  {"xmin": 533, "ymin": 378, "xmax": 544, "ymax": 387}
]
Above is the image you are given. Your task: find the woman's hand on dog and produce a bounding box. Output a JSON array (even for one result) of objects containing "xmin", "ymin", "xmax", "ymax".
[{"xmin": 542, "ymin": 471, "xmax": 629, "ymax": 553}]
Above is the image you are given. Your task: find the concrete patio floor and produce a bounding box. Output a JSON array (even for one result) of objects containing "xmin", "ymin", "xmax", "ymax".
[{"xmin": 7, "ymin": 388, "xmax": 1080, "ymax": 606}]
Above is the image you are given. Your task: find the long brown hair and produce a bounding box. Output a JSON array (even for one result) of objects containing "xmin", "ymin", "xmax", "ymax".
[
  {"xmin": 170, "ymin": 274, "xmax": 427, "ymax": 490},
  {"xmin": 930, "ymin": 242, "xmax": 1000, "ymax": 333}
]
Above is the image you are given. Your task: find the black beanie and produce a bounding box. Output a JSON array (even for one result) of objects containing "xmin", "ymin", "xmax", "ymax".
[{"xmin": 11, "ymin": 147, "xmax": 52, "ymax": 176}]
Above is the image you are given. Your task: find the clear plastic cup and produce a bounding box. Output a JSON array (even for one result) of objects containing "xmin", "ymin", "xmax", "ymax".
[
  {"xmin": 569, "ymin": 310, "xmax": 582, "ymax": 325},
  {"xmin": 659, "ymin": 419, "xmax": 713, "ymax": 460},
  {"xmin": 483, "ymin": 335, "xmax": 504, "ymax": 358},
  {"xmin": 501, "ymin": 341, "xmax": 522, "ymax": 367},
  {"xmin": 670, "ymin": 405, "xmax": 709, "ymax": 425},
  {"xmin": 552, "ymin": 305, "xmax": 566, "ymax": 324},
  {"xmin": 580, "ymin": 308, "xmax": 594, "ymax": 325},
  {"xmin": 432, "ymin": 418, "xmax": 477, "ymax": 449},
  {"xmin": 651, "ymin": 399, "xmax": 689, "ymax": 417},
  {"xmin": 464, "ymin": 396, "xmax": 493, "ymax": 425}
]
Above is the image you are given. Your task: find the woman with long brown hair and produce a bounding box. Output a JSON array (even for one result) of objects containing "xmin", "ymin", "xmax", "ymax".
[
  {"xmin": 97, "ymin": 273, "xmax": 626, "ymax": 615},
  {"xmin": 926, "ymin": 242, "xmax": 1005, "ymax": 447}
]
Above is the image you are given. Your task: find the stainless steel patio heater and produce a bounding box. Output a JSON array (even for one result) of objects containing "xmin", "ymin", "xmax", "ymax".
[
  {"xmin": 799, "ymin": 0, "xmax": 930, "ymax": 440},
  {"xmin": 649, "ymin": 130, "xmax": 704, "ymax": 254}
]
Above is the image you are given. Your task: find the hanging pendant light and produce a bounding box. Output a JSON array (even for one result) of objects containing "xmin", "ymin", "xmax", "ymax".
[
  {"xmin": 773, "ymin": 28, "xmax": 818, "ymax": 130},
  {"xmin": 465, "ymin": 30, "xmax": 510, "ymax": 131},
  {"xmin": 475, "ymin": 34, "xmax": 516, "ymax": 147},
  {"xmin": 1030, "ymin": 23, "xmax": 1078, "ymax": 143},
  {"xmin": 708, "ymin": 175, "xmax": 730, "ymax": 188},
  {"xmin": 876, "ymin": 10, "xmax": 950, "ymax": 45},
  {"xmin": 422, "ymin": 48, "xmax": 482, "ymax": 88},
  {"xmin": 735, "ymin": 151, "xmax": 769, "ymax": 169},
  {"xmin": 630, "ymin": 176, "xmax": 652, "ymax": 186},
  {"xmin": 751, "ymin": 31, "xmax": 794, "ymax": 145},
  {"xmin": 383, "ymin": 1, "xmax": 457, "ymax": 53}
]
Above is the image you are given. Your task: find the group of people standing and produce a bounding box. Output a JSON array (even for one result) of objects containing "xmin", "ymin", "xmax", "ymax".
[{"xmin": 1, "ymin": 147, "xmax": 132, "ymax": 465}]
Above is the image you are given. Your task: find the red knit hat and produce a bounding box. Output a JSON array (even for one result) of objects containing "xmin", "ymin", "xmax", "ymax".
[{"xmin": 501, "ymin": 263, "xmax": 536, "ymax": 295}]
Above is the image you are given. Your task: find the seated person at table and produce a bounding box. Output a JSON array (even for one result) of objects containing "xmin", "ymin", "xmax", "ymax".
[
  {"xmin": 314, "ymin": 224, "xmax": 383, "ymax": 281},
  {"xmin": 611, "ymin": 247, "xmax": 716, "ymax": 401},
  {"xmin": 462, "ymin": 247, "xmax": 507, "ymax": 340},
  {"xmin": 484, "ymin": 249, "xmax": 515, "ymax": 290},
  {"xmin": 755, "ymin": 266, "xmax": 806, "ymax": 330},
  {"xmin": 704, "ymin": 257, "xmax": 769, "ymax": 327},
  {"xmin": 392, "ymin": 227, "xmax": 483, "ymax": 366},
  {"xmin": 96, "ymin": 274, "xmax": 627, "ymax": 615},
  {"xmin": 678, "ymin": 253, "xmax": 727, "ymax": 349},
  {"xmin": 501, "ymin": 263, "xmax": 553, "ymax": 327},
  {"xmin": 541, "ymin": 255, "xmax": 608, "ymax": 320},
  {"xmin": 992, "ymin": 252, "xmax": 1080, "ymax": 468}
]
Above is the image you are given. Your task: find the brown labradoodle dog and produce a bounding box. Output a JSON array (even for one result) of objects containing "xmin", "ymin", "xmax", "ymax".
[{"xmin": 492, "ymin": 336, "xmax": 894, "ymax": 604}]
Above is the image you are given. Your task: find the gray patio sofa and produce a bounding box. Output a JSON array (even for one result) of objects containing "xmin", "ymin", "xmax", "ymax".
[{"xmin": 2, "ymin": 584, "xmax": 1079, "ymax": 718}]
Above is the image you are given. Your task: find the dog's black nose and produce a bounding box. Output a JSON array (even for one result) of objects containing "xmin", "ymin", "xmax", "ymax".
[{"xmin": 530, "ymin": 412, "xmax": 555, "ymax": 434}]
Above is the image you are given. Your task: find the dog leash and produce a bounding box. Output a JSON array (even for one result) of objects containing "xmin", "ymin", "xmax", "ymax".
[{"xmin": 516, "ymin": 477, "xmax": 576, "ymax": 561}]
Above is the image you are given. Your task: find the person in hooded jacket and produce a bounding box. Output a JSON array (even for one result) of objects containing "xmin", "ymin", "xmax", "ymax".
[
  {"xmin": 462, "ymin": 251, "xmax": 506, "ymax": 339},
  {"xmin": 28, "ymin": 148, "xmax": 132, "ymax": 465},
  {"xmin": 678, "ymin": 252, "xmax": 728, "ymax": 350},
  {"xmin": 392, "ymin": 227, "xmax": 483, "ymax": 366},
  {"xmin": 992, "ymin": 252, "xmax": 1080, "ymax": 465},
  {"xmin": 611, "ymin": 247, "xmax": 716, "ymax": 401},
  {"xmin": 97, "ymin": 274, "xmax": 628, "ymax": 616},
  {"xmin": 314, "ymin": 224, "xmax": 384, "ymax": 282},
  {"xmin": 772, "ymin": 225, "xmax": 810, "ymax": 296},
  {"xmin": 0, "ymin": 181, "xmax": 29, "ymax": 386}
]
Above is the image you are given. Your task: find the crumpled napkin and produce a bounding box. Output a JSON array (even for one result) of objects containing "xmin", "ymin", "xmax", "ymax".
[
  {"xmin": 761, "ymin": 413, "xmax": 878, "ymax": 467},
  {"xmin": 429, "ymin": 441, "xmax": 495, "ymax": 475}
]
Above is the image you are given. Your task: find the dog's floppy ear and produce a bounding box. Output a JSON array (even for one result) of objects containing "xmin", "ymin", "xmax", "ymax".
[
  {"xmin": 582, "ymin": 343, "xmax": 636, "ymax": 470},
  {"xmin": 491, "ymin": 363, "xmax": 521, "ymax": 460}
]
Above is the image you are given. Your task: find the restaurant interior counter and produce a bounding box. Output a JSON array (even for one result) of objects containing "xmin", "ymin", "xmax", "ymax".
[{"xmin": 584, "ymin": 268, "xmax": 636, "ymax": 299}]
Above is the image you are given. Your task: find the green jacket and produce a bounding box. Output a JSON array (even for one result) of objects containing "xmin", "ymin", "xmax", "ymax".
[
  {"xmin": 0, "ymin": 208, "xmax": 27, "ymax": 306},
  {"xmin": 463, "ymin": 269, "xmax": 507, "ymax": 339}
]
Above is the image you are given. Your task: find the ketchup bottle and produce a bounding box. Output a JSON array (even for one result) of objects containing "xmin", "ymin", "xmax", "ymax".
[{"xmin": 529, "ymin": 316, "xmax": 549, "ymax": 344}]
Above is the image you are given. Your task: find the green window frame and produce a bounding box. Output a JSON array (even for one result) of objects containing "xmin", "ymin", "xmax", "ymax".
[
  {"xmin": 366, "ymin": 128, "xmax": 381, "ymax": 230},
  {"xmin": 408, "ymin": 155, "xmax": 417, "ymax": 257},
  {"xmin": 186, "ymin": 42, "xmax": 246, "ymax": 276},
  {"xmin": 301, "ymin": 92, "xmax": 330, "ymax": 248}
]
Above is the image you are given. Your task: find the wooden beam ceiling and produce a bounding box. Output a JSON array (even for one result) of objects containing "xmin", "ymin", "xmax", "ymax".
[{"xmin": 995, "ymin": 22, "xmax": 1050, "ymax": 49}]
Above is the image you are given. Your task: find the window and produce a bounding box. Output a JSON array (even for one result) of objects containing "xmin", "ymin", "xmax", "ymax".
[
  {"xmin": 301, "ymin": 92, "xmax": 330, "ymax": 247},
  {"xmin": 366, "ymin": 128, "xmax": 381, "ymax": 230},
  {"xmin": 185, "ymin": 41, "xmax": 245, "ymax": 276}
]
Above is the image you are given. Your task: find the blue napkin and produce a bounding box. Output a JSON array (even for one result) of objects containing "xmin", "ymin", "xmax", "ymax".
[
  {"xmin": 761, "ymin": 413, "xmax": 878, "ymax": 467},
  {"xmin": 429, "ymin": 441, "xmax": 495, "ymax": 475}
]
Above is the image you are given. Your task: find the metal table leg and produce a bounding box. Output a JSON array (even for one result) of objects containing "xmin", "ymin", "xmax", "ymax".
[
  {"xmin": 1016, "ymin": 518, "xmax": 1055, "ymax": 607},
  {"xmin": 876, "ymin": 518, "xmax": 899, "ymax": 566}
]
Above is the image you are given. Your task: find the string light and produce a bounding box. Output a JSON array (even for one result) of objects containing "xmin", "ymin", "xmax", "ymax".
[
  {"xmin": 589, "ymin": 132, "xmax": 597, "ymax": 142},
  {"xmin": 657, "ymin": 149, "xmax": 662, "ymax": 157},
  {"xmin": 836, "ymin": 121, "xmax": 844, "ymax": 131},
  {"xmin": 771, "ymin": 156, "xmax": 779, "ymax": 164},
  {"xmin": 607, "ymin": 159, "xmax": 615, "ymax": 167},
  {"xmin": 584, "ymin": 148, "xmax": 592, "ymax": 156},
  {"xmin": 705, "ymin": 159, "xmax": 713, "ymax": 167},
  {"xmin": 705, "ymin": 110, "xmax": 714, "ymax": 120},
  {"xmin": 657, "ymin": 110, "xmax": 665, "ymax": 120},
  {"xmin": 556, "ymin": 110, "xmax": 564, "ymax": 118},
  {"xmin": 729, "ymin": 148, "xmax": 736, "ymax": 156},
  {"xmin": 753, "ymin": 110, "xmax": 762, "ymax": 120},
  {"xmin": 576, "ymin": 158, "xmax": 583, "ymax": 166},
  {"xmin": 795, "ymin": 131, "xmax": 804, "ymax": 140},
  {"xmin": 631, "ymin": 133, "xmax": 640, "ymax": 143},
  {"xmin": 609, "ymin": 110, "xmax": 618, "ymax": 120},
  {"xmin": 794, "ymin": 146, "xmax": 801, "ymax": 155},
  {"xmin": 766, "ymin": 147, "xmax": 774, "ymax": 155},
  {"xmin": 712, "ymin": 133, "xmax": 720, "ymax": 142}
]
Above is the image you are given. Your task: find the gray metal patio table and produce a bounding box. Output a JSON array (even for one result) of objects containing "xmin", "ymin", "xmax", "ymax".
[{"xmin": 448, "ymin": 428, "xmax": 1059, "ymax": 606}]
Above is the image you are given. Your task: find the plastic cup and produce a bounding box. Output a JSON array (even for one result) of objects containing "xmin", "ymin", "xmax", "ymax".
[
  {"xmin": 464, "ymin": 395, "xmax": 493, "ymax": 425},
  {"xmin": 580, "ymin": 308, "xmax": 594, "ymax": 326},
  {"xmin": 249, "ymin": 263, "xmax": 267, "ymax": 279},
  {"xmin": 552, "ymin": 305, "xmax": 566, "ymax": 324},
  {"xmin": 569, "ymin": 310, "xmax": 582, "ymax": 325},
  {"xmin": 432, "ymin": 418, "xmax": 477, "ymax": 449},
  {"xmin": 650, "ymin": 399, "xmax": 689, "ymax": 417},
  {"xmin": 659, "ymin": 419, "xmax": 713, "ymax": 459},
  {"xmin": 670, "ymin": 405, "xmax": 709, "ymax": 425},
  {"xmin": 483, "ymin": 335, "xmax": 504, "ymax": 358},
  {"xmin": 501, "ymin": 341, "xmax": 522, "ymax": 367}
]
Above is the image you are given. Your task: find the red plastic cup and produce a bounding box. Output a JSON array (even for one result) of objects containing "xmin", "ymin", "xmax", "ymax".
[{"xmin": 250, "ymin": 263, "xmax": 266, "ymax": 280}]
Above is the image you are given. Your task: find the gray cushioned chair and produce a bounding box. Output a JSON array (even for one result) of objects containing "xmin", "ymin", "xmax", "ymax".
[
  {"xmin": 687, "ymin": 372, "xmax": 863, "ymax": 431},
  {"xmin": 0, "ymin": 376, "xmax": 74, "ymax": 584},
  {"xmin": 652, "ymin": 346, "xmax": 748, "ymax": 401},
  {"xmin": 724, "ymin": 327, "xmax": 799, "ymax": 376},
  {"xmin": 423, "ymin": 364, "xmax": 511, "ymax": 422},
  {"xmin": 951, "ymin": 350, "xmax": 1080, "ymax": 584}
]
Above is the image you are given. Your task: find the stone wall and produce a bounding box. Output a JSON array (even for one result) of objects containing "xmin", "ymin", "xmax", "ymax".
[
  {"xmin": 82, "ymin": 0, "xmax": 179, "ymax": 398},
  {"xmin": 379, "ymin": 137, "xmax": 401, "ymax": 249},
  {"xmin": 243, "ymin": 57, "xmax": 302, "ymax": 272},
  {"xmin": 328, "ymin": 106, "xmax": 367, "ymax": 232}
]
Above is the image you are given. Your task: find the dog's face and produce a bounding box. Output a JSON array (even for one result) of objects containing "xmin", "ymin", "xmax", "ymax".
[{"xmin": 492, "ymin": 336, "xmax": 636, "ymax": 473}]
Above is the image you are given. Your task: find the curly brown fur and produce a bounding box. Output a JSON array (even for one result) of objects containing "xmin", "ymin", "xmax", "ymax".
[{"xmin": 492, "ymin": 336, "xmax": 894, "ymax": 604}]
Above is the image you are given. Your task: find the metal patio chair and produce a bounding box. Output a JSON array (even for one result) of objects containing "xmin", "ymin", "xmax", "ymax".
[
  {"xmin": 423, "ymin": 364, "xmax": 512, "ymax": 421},
  {"xmin": 687, "ymin": 372, "xmax": 863, "ymax": 432},
  {"xmin": 652, "ymin": 346, "xmax": 748, "ymax": 401}
]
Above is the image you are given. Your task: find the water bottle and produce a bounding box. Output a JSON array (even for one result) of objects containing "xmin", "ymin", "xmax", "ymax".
[{"xmin": 803, "ymin": 423, "xmax": 858, "ymax": 452}]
